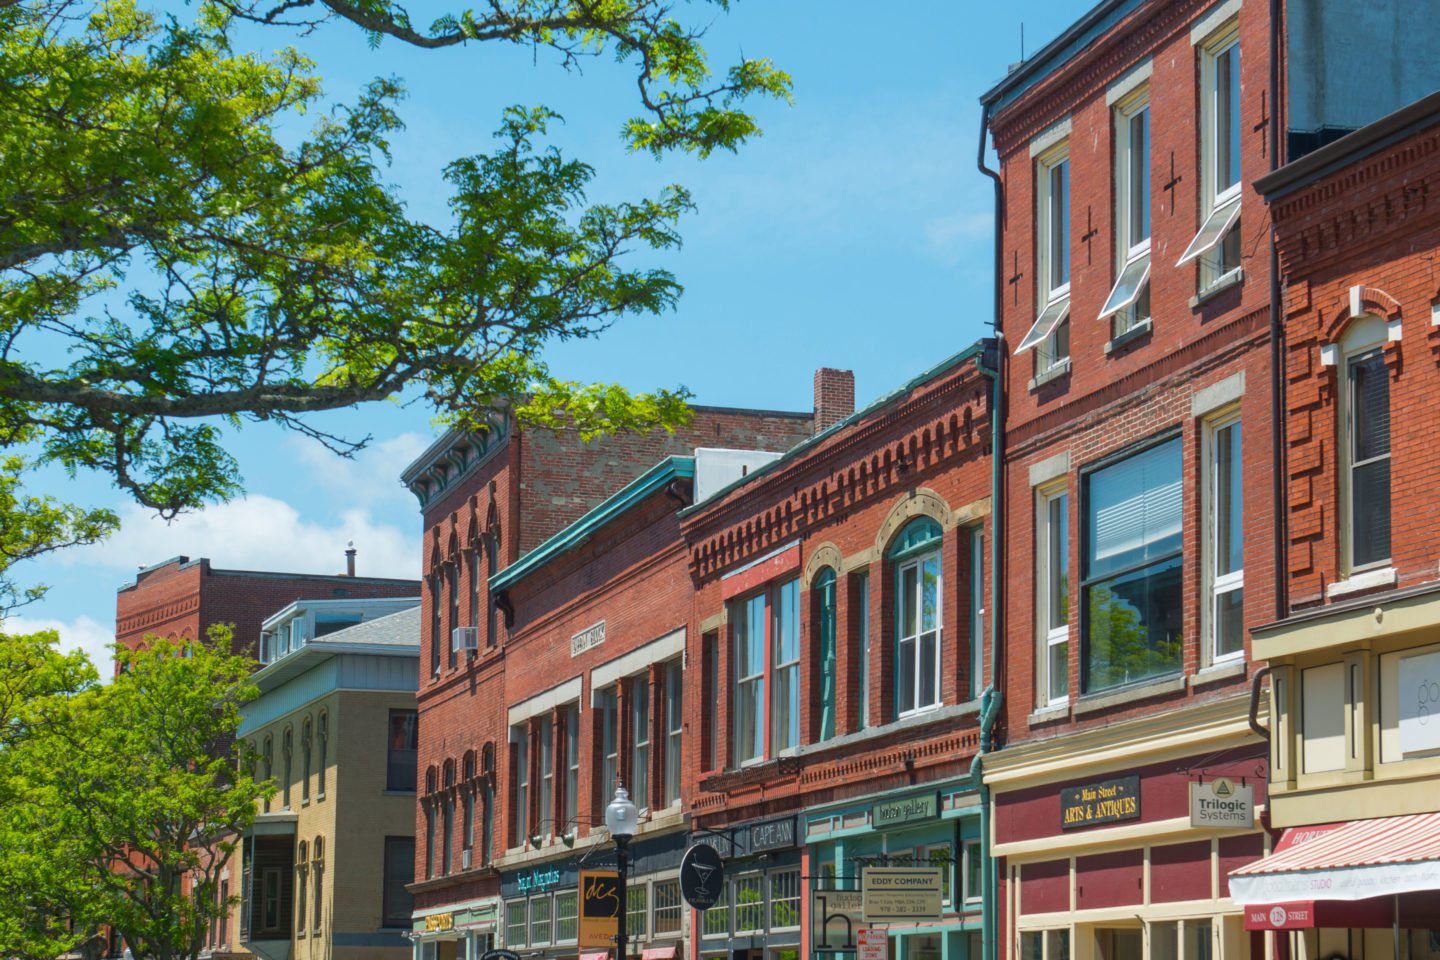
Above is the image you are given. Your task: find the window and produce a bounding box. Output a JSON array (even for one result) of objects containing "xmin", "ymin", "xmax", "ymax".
[
  {"xmin": 769, "ymin": 869, "xmax": 801, "ymax": 930},
  {"xmin": 301, "ymin": 717, "xmax": 312, "ymax": 804},
  {"xmin": 506, "ymin": 901, "xmax": 527, "ymax": 947},
  {"xmin": 513, "ymin": 725, "xmax": 529, "ymax": 846},
  {"xmin": 733, "ymin": 592, "xmax": 766, "ymax": 765},
  {"xmin": 429, "ymin": 572, "xmax": 442, "ymax": 676},
  {"xmin": 530, "ymin": 894, "xmax": 552, "ymax": 945},
  {"xmin": 1206, "ymin": 413, "xmax": 1244, "ymax": 662},
  {"xmin": 468, "ymin": 549, "xmax": 481, "ymax": 631},
  {"xmin": 485, "ymin": 537, "xmax": 499, "ymax": 648},
  {"xmin": 1102, "ymin": 92, "xmax": 1151, "ymax": 336},
  {"xmin": 564, "ymin": 704, "xmax": 580, "ymax": 826},
  {"xmin": 1181, "ymin": 27, "xmax": 1242, "ymax": 285},
  {"xmin": 538, "ymin": 716, "xmax": 553, "ymax": 838},
  {"xmin": 1082, "ymin": 437, "xmax": 1184, "ymax": 692},
  {"xmin": 892, "ymin": 518, "xmax": 943, "ymax": 717},
  {"xmin": 482, "ymin": 775, "xmax": 494, "ymax": 866},
  {"xmin": 218, "ymin": 879, "xmax": 229, "ymax": 945},
  {"xmin": 282, "ymin": 728, "xmax": 293, "ymax": 809},
  {"xmin": 968, "ymin": 529, "xmax": 985, "ymax": 700},
  {"xmin": 463, "ymin": 790, "xmax": 474, "ymax": 858},
  {"xmin": 441, "ymin": 796, "xmax": 453, "ymax": 875},
  {"xmin": 598, "ymin": 687, "xmax": 618, "ymax": 805},
  {"xmin": 447, "ymin": 563, "xmax": 460, "ymax": 668},
  {"xmin": 387, "ymin": 710, "xmax": 418, "ymax": 792},
  {"xmin": 703, "ymin": 633, "xmax": 719, "ymax": 770},
  {"xmin": 295, "ymin": 840, "xmax": 308, "ymax": 934},
  {"xmin": 702, "ymin": 881, "xmax": 730, "ymax": 937},
  {"xmin": 772, "ymin": 578, "xmax": 800, "ymax": 753},
  {"xmin": 1021, "ymin": 930, "xmax": 1071, "ymax": 960},
  {"xmin": 316, "ymin": 713, "xmax": 327, "ymax": 799},
  {"xmin": 626, "ymin": 884, "xmax": 647, "ymax": 938},
  {"xmin": 814, "ymin": 569, "xmax": 838, "ymax": 741},
  {"xmin": 261, "ymin": 737, "xmax": 273, "ymax": 813},
  {"xmin": 424, "ymin": 805, "xmax": 435, "ymax": 878},
  {"xmin": 1344, "ymin": 343, "xmax": 1391, "ymax": 572},
  {"xmin": 311, "ymin": 837, "xmax": 323, "ymax": 935},
  {"xmin": 921, "ymin": 844, "xmax": 953, "ymax": 908},
  {"xmin": 963, "ymin": 840, "xmax": 982, "ymax": 905},
  {"xmin": 261, "ymin": 867, "xmax": 282, "ymax": 932},
  {"xmin": 856, "ymin": 572, "xmax": 871, "ymax": 728},
  {"xmin": 1019, "ymin": 143, "xmax": 1072, "ymax": 375},
  {"xmin": 733, "ymin": 875, "xmax": 764, "ymax": 934},
  {"xmin": 554, "ymin": 891, "xmax": 578, "ymax": 943},
  {"xmin": 663, "ymin": 661, "xmax": 682, "ymax": 806},
  {"xmin": 654, "ymin": 879, "xmax": 682, "ymax": 935},
  {"xmin": 1037, "ymin": 487, "xmax": 1070, "ymax": 705},
  {"xmin": 631, "ymin": 678, "xmax": 650, "ymax": 812}
]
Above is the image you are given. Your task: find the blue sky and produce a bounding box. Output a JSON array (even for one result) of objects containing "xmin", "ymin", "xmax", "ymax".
[{"xmin": 10, "ymin": 0, "xmax": 1095, "ymax": 666}]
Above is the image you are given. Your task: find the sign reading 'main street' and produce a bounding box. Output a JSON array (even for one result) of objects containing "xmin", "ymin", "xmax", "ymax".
[{"xmin": 1060, "ymin": 775, "xmax": 1140, "ymax": 829}]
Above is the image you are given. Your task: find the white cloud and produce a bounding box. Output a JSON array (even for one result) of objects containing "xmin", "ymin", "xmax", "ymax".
[
  {"xmin": 2, "ymin": 613, "xmax": 117, "ymax": 678},
  {"xmin": 76, "ymin": 496, "xmax": 421, "ymax": 582},
  {"xmin": 287, "ymin": 431, "xmax": 432, "ymax": 509},
  {"xmin": 922, "ymin": 210, "xmax": 993, "ymax": 265}
]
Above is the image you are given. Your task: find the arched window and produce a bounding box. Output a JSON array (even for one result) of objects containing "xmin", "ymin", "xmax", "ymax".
[
  {"xmin": 425, "ymin": 766, "xmax": 437, "ymax": 796},
  {"xmin": 316, "ymin": 713, "xmax": 328, "ymax": 799},
  {"xmin": 295, "ymin": 840, "xmax": 308, "ymax": 934},
  {"xmin": 468, "ymin": 548, "xmax": 482, "ymax": 635},
  {"xmin": 282, "ymin": 728, "xmax": 293, "ymax": 810},
  {"xmin": 813, "ymin": 568, "xmax": 838, "ymax": 741},
  {"xmin": 311, "ymin": 837, "xmax": 324, "ymax": 935},
  {"xmin": 301, "ymin": 717, "xmax": 312, "ymax": 804},
  {"xmin": 447, "ymin": 563, "xmax": 460, "ymax": 668},
  {"xmin": 889, "ymin": 517, "xmax": 944, "ymax": 718},
  {"xmin": 484, "ymin": 536, "xmax": 499, "ymax": 648},
  {"xmin": 1337, "ymin": 315, "xmax": 1391, "ymax": 575}
]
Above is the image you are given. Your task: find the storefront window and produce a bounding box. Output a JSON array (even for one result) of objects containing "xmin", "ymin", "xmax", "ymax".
[
  {"xmin": 653, "ymin": 879, "xmax": 682, "ymax": 935},
  {"xmin": 505, "ymin": 901, "xmax": 526, "ymax": 948},
  {"xmin": 554, "ymin": 891, "xmax": 578, "ymax": 943},
  {"xmin": 1095, "ymin": 928, "xmax": 1139, "ymax": 960},
  {"xmin": 702, "ymin": 882, "xmax": 729, "ymax": 937},
  {"xmin": 769, "ymin": 869, "xmax": 800, "ymax": 929},
  {"xmin": 530, "ymin": 895, "xmax": 551, "ymax": 945},
  {"xmin": 963, "ymin": 840, "xmax": 982, "ymax": 904},
  {"xmin": 921, "ymin": 843, "xmax": 952, "ymax": 907},
  {"xmin": 626, "ymin": 884, "xmax": 647, "ymax": 938},
  {"xmin": 1022, "ymin": 930, "xmax": 1070, "ymax": 960},
  {"xmin": 734, "ymin": 874, "xmax": 765, "ymax": 933}
]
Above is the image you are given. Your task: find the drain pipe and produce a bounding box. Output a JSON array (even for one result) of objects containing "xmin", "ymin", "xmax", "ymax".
[
  {"xmin": 970, "ymin": 98, "xmax": 1006, "ymax": 960},
  {"xmin": 1268, "ymin": 0, "xmax": 1288, "ymax": 620}
]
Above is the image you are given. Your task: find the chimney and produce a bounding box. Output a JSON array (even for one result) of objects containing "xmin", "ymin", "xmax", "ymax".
[
  {"xmin": 345, "ymin": 541, "xmax": 356, "ymax": 577},
  {"xmin": 813, "ymin": 368, "xmax": 855, "ymax": 435}
]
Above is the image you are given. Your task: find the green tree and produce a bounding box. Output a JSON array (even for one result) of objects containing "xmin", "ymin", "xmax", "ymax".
[
  {"xmin": 0, "ymin": 628, "xmax": 271, "ymax": 960},
  {"xmin": 0, "ymin": 0, "xmax": 790, "ymax": 601}
]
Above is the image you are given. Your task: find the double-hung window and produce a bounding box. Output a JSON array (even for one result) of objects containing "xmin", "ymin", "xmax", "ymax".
[
  {"xmin": 1082, "ymin": 437, "xmax": 1184, "ymax": 692},
  {"xmin": 814, "ymin": 569, "xmax": 838, "ymax": 741},
  {"xmin": 1037, "ymin": 486, "xmax": 1070, "ymax": 705},
  {"xmin": 1018, "ymin": 143, "xmax": 1072, "ymax": 377},
  {"xmin": 1180, "ymin": 26, "xmax": 1242, "ymax": 286},
  {"xmin": 731, "ymin": 578, "xmax": 800, "ymax": 765},
  {"xmin": 733, "ymin": 592, "xmax": 767, "ymax": 765},
  {"xmin": 1102, "ymin": 92, "xmax": 1151, "ymax": 336},
  {"xmin": 630, "ymin": 676, "xmax": 650, "ymax": 813},
  {"xmin": 663, "ymin": 661, "xmax": 682, "ymax": 806},
  {"xmin": 429, "ymin": 572, "xmax": 442, "ymax": 676},
  {"xmin": 386, "ymin": 710, "xmax": 418, "ymax": 792},
  {"xmin": 856, "ymin": 572, "xmax": 871, "ymax": 728},
  {"xmin": 564, "ymin": 704, "xmax": 580, "ymax": 826},
  {"xmin": 772, "ymin": 579, "xmax": 800, "ymax": 753},
  {"xmin": 467, "ymin": 549, "xmax": 481, "ymax": 636},
  {"xmin": 598, "ymin": 687, "xmax": 618, "ymax": 806},
  {"xmin": 892, "ymin": 518, "xmax": 943, "ymax": 717},
  {"xmin": 512, "ymin": 725, "xmax": 529, "ymax": 847},
  {"xmin": 447, "ymin": 563, "xmax": 460, "ymax": 668},
  {"xmin": 1344, "ymin": 336, "xmax": 1391, "ymax": 572},
  {"xmin": 537, "ymin": 716, "xmax": 553, "ymax": 839},
  {"xmin": 1205, "ymin": 412, "xmax": 1244, "ymax": 663}
]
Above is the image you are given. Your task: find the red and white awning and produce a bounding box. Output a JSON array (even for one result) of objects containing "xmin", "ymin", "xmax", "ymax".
[{"xmin": 1229, "ymin": 812, "xmax": 1440, "ymax": 905}]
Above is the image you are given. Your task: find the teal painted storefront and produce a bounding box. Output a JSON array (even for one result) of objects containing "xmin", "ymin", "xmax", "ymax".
[{"xmin": 807, "ymin": 780, "xmax": 985, "ymax": 960}]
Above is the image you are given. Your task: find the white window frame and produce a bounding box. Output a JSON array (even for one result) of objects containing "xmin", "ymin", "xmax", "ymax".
[
  {"xmin": 733, "ymin": 593, "xmax": 767, "ymax": 767},
  {"xmin": 1180, "ymin": 24, "xmax": 1242, "ymax": 285},
  {"xmin": 599, "ymin": 686, "xmax": 618, "ymax": 804},
  {"xmin": 563, "ymin": 703, "xmax": 580, "ymax": 826},
  {"xmin": 652, "ymin": 876, "xmax": 683, "ymax": 938},
  {"xmin": 1339, "ymin": 317, "xmax": 1392, "ymax": 575},
  {"xmin": 512, "ymin": 724, "xmax": 529, "ymax": 849},
  {"xmin": 663, "ymin": 660, "xmax": 683, "ymax": 808},
  {"xmin": 505, "ymin": 900, "xmax": 527, "ymax": 948},
  {"xmin": 554, "ymin": 890, "xmax": 579, "ymax": 944},
  {"xmin": 896, "ymin": 549, "xmax": 944, "ymax": 718},
  {"xmin": 733, "ymin": 873, "xmax": 766, "ymax": 935},
  {"xmin": 630, "ymin": 674, "xmax": 650, "ymax": 814},
  {"xmin": 768, "ymin": 868, "xmax": 802, "ymax": 931},
  {"xmin": 770, "ymin": 578, "xmax": 800, "ymax": 755},
  {"xmin": 962, "ymin": 839, "xmax": 983, "ymax": 905},
  {"xmin": 1203, "ymin": 409, "xmax": 1245, "ymax": 665},
  {"xmin": 1017, "ymin": 142, "xmax": 1072, "ymax": 372},
  {"xmin": 537, "ymin": 715, "xmax": 553, "ymax": 840},
  {"xmin": 529, "ymin": 893, "xmax": 552, "ymax": 947},
  {"xmin": 1036, "ymin": 484, "xmax": 1070, "ymax": 707},
  {"xmin": 1102, "ymin": 90, "xmax": 1152, "ymax": 334},
  {"xmin": 920, "ymin": 843, "xmax": 953, "ymax": 909}
]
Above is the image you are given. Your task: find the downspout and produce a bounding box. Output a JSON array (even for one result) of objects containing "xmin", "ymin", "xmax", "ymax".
[
  {"xmin": 1268, "ymin": 0, "xmax": 1287, "ymax": 620},
  {"xmin": 969, "ymin": 98, "xmax": 1006, "ymax": 960}
]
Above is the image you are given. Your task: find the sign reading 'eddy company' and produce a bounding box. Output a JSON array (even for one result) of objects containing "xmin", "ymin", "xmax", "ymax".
[{"xmin": 1060, "ymin": 775, "xmax": 1140, "ymax": 829}]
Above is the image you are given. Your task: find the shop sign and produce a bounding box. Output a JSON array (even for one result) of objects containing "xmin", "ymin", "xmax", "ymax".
[
  {"xmin": 872, "ymin": 792, "xmax": 939, "ymax": 827},
  {"xmin": 1189, "ymin": 777, "xmax": 1254, "ymax": 829},
  {"xmin": 861, "ymin": 867, "xmax": 943, "ymax": 922},
  {"xmin": 1398, "ymin": 650, "xmax": 1440, "ymax": 755},
  {"xmin": 1243, "ymin": 903, "xmax": 1315, "ymax": 930},
  {"xmin": 571, "ymin": 620, "xmax": 605, "ymax": 657},
  {"xmin": 679, "ymin": 843, "xmax": 725, "ymax": 910},
  {"xmin": 481, "ymin": 951, "xmax": 522, "ymax": 960},
  {"xmin": 578, "ymin": 870, "xmax": 620, "ymax": 948},
  {"xmin": 516, "ymin": 865, "xmax": 562, "ymax": 894},
  {"xmin": 811, "ymin": 889, "xmax": 863, "ymax": 953},
  {"xmin": 425, "ymin": 913, "xmax": 454, "ymax": 932},
  {"xmin": 1060, "ymin": 775, "xmax": 1140, "ymax": 829},
  {"xmin": 857, "ymin": 927, "xmax": 888, "ymax": 960},
  {"xmin": 748, "ymin": 815, "xmax": 798, "ymax": 853}
]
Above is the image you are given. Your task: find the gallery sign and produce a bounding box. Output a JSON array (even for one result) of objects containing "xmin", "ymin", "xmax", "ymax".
[
  {"xmin": 811, "ymin": 889, "xmax": 864, "ymax": 953},
  {"xmin": 872, "ymin": 792, "xmax": 939, "ymax": 827},
  {"xmin": 1398, "ymin": 649, "xmax": 1440, "ymax": 755},
  {"xmin": 861, "ymin": 866, "xmax": 943, "ymax": 922},
  {"xmin": 1189, "ymin": 777, "xmax": 1254, "ymax": 829},
  {"xmin": 1060, "ymin": 775, "xmax": 1140, "ymax": 829},
  {"xmin": 578, "ymin": 870, "xmax": 620, "ymax": 948}
]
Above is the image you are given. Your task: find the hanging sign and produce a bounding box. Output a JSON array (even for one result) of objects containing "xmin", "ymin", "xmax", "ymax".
[
  {"xmin": 679, "ymin": 844, "xmax": 725, "ymax": 910},
  {"xmin": 857, "ymin": 928, "xmax": 889, "ymax": 960},
  {"xmin": 1189, "ymin": 777, "xmax": 1254, "ymax": 829},
  {"xmin": 481, "ymin": 951, "xmax": 521, "ymax": 960},
  {"xmin": 811, "ymin": 889, "xmax": 864, "ymax": 953},
  {"xmin": 1399, "ymin": 650, "xmax": 1440, "ymax": 755},
  {"xmin": 578, "ymin": 870, "xmax": 620, "ymax": 948},
  {"xmin": 861, "ymin": 867, "xmax": 943, "ymax": 922},
  {"xmin": 1060, "ymin": 775, "xmax": 1140, "ymax": 829}
]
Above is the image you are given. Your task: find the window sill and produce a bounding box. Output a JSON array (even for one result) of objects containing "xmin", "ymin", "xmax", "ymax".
[
  {"xmin": 1028, "ymin": 358, "xmax": 1071, "ymax": 391},
  {"xmin": 1189, "ymin": 267, "xmax": 1244, "ymax": 308},
  {"xmin": 1028, "ymin": 703, "xmax": 1071, "ymax": 724},
  {"xmin": 1191, "ymin": 658, "xmax": 1246, "ymax": 688},
  {"xmin": 382, "ymin": 789, "xmax": 417, "ymax": 797},
  {"xmin": 1105, "ymin": 318, "xmax": 1152, "ymax": 355},
  {"xmin": 1327, "ymin": 566, "xmax": 1397, "ymax": 599},
  {"xmin": 1073, "ymin": 674, "xmax": 1186, "ymax": 715}
]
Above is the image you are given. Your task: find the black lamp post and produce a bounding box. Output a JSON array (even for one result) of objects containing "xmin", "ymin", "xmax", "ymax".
[{"xmin": 604, "ymin": 785, "xmax": 639, "ymax": 960}]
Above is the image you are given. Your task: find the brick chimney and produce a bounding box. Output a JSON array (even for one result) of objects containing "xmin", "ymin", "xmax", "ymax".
[{"xmin": 813, "ymin": 368, "xmax": 855, "ymax": 435}]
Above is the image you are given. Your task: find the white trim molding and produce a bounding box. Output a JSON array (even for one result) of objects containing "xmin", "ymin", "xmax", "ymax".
[
  {"xmin": 1029, "ymin": 117, "xmax": 1073, "ymax": 158},
  {"xmin": 508, "ymin": 676, "xmax": 583, "ymax": 727},
  {"xmin": 1191, "ymin": 0, "xmax": 1242, "ymax": 44},
  {"xmin": 590, "ymin": 627, "xmax": 685, "ymax": 693}
]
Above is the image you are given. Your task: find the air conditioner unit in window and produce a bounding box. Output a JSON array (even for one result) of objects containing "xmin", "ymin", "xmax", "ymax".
[
  {"xmin": 452, "ymin": 626, "xmax": 479, "ymax": 652},
  {"xmin": 461, "ymin": 847, "xmax": 472, "ymax": 870}
]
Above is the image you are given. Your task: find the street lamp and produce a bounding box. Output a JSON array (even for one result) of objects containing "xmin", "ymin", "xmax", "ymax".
[{"xmin": 604, "ymin": 785, "xmax": 639, "ymax": 960}]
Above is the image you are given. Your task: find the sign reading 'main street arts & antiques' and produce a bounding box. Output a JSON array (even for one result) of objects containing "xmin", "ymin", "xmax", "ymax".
[{"xmin": 1060, "ymin": 776, "xmax": 1140, "ymax": 829}]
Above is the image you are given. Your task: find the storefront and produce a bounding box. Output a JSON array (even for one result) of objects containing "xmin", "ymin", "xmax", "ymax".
[
  {"xmin": 807, "ymin": 781, "xmax": 984, "ymax": 960},
  {"xmin": 499, "ymin": 833, "xmax": 688, "ymax": 960},
  {"xmin": 988, "ymin": 709, "xmax": 1269, "ymax": 960},
  {"xmin": 691, "ymin": 814, "xmax": 804, "ymax": 960},
  {"xmin": 411, "ymin": 899, "xmax": 499, "ymax": 960}
]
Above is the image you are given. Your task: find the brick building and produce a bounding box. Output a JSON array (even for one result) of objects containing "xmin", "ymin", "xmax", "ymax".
[
  {"xmin": 1225, "ymin": 92, "xmax": 1440, "ymax": 947},
  {"xmin": 977, "ymin": 3, "xmax": 1440, "ymax": 960},
  {"xmin": 115, "ymin": 554, "xmax": 419, "ymax": 664},
  {"xmin": 680, "ymin": 344, "xmax": 994, "ymax": 960},
  {"xmin": 402, "ymin": 400, "xmax": 817, "ymax": 959}
]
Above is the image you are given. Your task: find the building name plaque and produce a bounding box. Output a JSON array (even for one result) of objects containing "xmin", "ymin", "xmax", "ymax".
[
  {"xmin": 571, "ymin": 620, "xmax": 606, "ymax": 657},
  {"xmin": 872, "ymin": 792, "xmax": 940, "ymax": 827},
  {"xmin": 1060, "ymin": 775, "xmax": 1140, "ymax": 829}
]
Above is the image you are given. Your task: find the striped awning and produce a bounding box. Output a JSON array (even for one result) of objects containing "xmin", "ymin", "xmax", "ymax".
[{"xmin": 1229, "ymin": 812, "xmax": 1440, "ymax": 905}]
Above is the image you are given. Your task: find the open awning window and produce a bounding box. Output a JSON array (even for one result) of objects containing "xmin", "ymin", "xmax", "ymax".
[
  {"xmin": 1098, "ymin": 248, "xmax": 1151, "ymax": 322},
  {"xmin": 1016, "ymin": 295, "xmax": 1071, "ymax": 354},
  {"xmin": 1176, "ymin": 192, "xmax": 1241, "ymax": 267}
]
